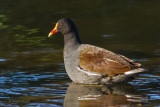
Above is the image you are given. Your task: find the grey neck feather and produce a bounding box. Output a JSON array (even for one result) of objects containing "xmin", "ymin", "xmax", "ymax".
[{"xmin": 64, "ymin": 31, "xmax": 82, "ymax": 50}]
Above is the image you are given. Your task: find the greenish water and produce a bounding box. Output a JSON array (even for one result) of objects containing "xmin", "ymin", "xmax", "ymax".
[{"xmin": 0, "ymin": 0, "xmax": 160, "ymax": 106}]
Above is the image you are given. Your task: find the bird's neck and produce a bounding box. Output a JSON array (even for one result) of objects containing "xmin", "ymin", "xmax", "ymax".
[{"xmin": 64, "ymin": 31, "xmax": 82, "ymax": 50}]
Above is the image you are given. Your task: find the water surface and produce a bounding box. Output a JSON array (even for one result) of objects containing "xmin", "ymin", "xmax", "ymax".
[{"xmin": 0, "ymin": 0, "xmax": 160, "ymax": 106}]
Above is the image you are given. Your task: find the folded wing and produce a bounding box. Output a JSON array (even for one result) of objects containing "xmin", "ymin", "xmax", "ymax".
[{"xmin": 79, "ymin": 44, "xmax": 141, "ymax": 76}]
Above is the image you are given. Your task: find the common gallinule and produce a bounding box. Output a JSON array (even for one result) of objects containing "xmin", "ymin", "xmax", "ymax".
[{"xmin": 48, "ymin": 18, "xmax": 146, "ymax": 84}]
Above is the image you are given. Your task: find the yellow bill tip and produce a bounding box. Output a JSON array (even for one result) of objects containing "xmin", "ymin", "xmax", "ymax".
[{"xmin": 48, "ymin": 32, "xmax": 53, "ymax": 37}]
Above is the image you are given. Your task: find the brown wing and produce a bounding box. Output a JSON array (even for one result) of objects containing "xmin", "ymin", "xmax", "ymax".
[
  {"xmin": 120, "ymin": 55, "xmax": 141, "ymax": 68},
  {"xmin": 79, "ymin": 44, "xmax": 140, "ymax": 76}
]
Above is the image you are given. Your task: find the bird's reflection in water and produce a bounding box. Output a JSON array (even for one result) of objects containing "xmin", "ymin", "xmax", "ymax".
[{"xmin": 64, "ymin": 82, "xmax": 149, "ymax": 107}]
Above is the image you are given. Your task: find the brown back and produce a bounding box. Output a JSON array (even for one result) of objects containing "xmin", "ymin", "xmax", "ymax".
[{"xmin": 79, "ymin": 44, "xmax": 141, "ymax": 76}]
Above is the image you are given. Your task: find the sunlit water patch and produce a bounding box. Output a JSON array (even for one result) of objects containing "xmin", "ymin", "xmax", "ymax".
[
  {"xmin": 129, "ymin": 73, "xmax": 160, "ymax": 103},
  {"xmin": 0, "ymin": 63, "xmax": 69, "ymax": 106},
  {"xmin": 102, "ymin": 34, "xmax": 113, "ymax": 37},
  {"xmin": 0, "ymin": 59, "xmax": 8, "ymax": 61}
]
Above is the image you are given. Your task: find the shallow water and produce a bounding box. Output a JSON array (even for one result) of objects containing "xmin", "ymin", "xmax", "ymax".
[{"xmin": 0, "ymin": 0, "xmax": 160, "ymax": 106}]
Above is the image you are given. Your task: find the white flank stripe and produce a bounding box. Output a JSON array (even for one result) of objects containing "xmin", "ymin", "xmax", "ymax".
[{"xmin": 77, "ymin": 67, "xmax": 101, "ymax": 76}]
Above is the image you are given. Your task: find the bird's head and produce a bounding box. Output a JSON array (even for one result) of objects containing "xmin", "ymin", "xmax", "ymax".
[{"xmin": 48, "ymin": 18, "xmax": 75, "ymax": 37}]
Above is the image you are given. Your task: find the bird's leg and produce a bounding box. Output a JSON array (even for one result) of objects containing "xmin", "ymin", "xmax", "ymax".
[{"xmin": 100, "ymin": 75, "xmax": 114, "ymax": 84}]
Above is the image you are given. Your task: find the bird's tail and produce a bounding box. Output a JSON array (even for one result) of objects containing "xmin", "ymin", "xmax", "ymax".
[{"xmin": 124, "ymin": 68, "xmax": 147, "ymax": 75}]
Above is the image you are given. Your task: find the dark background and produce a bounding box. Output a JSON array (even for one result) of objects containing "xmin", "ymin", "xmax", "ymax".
[{"xmin": 0, "ymin": 0, "xmax": 159, "ymax": 106}]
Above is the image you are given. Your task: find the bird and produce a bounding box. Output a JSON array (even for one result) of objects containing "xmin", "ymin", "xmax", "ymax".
[{"xmin": 48, "ymin": 18, "xmax": 146, "ymax": 85}]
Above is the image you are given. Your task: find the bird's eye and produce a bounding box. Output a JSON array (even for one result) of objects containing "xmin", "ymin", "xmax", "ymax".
[{"xmin": 60, "ymin": 24, "xmax": 63, "ymax": 27}]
